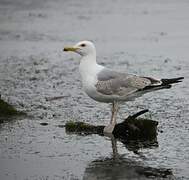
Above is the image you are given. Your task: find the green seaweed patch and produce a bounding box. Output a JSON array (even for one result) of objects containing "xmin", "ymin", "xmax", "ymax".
[
  {"xmin": 65, "ymin": 121, "xmax": 104, "ymax": 135},
  {"xmin": 0, "ymin": 99, "xmax": 25, "ymax": 120}
]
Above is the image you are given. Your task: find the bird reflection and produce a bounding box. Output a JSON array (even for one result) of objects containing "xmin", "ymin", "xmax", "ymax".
[
  {"xmin": 83, "ymin": 156, "xmax": 174, "ymax": 180},
  {"xmin": 83, "ymin": 135, "xmax": 173, "ymax": 180}
]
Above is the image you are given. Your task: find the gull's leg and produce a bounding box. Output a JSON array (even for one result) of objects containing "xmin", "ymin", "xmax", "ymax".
[
  {"xmin": 104, "ymin": 101, "xmax": 119, "ymax": 134},
  {"xmin": 111, "ymin": 135, "xmax": 118, "ymax": 159},
  {"xmin": 110, "ymin": 101, "xmax": 119, "ymax": 125}
]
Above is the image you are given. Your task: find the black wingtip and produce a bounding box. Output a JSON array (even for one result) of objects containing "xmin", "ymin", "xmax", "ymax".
[{"xmin": 161, "ymin": 77, "xmax": 184, "ymax": 85}]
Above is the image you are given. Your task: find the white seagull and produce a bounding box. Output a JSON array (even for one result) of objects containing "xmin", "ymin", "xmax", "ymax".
[{"xmin": 63, "ymin": 40, "xmax": 183, "ymax": 134}]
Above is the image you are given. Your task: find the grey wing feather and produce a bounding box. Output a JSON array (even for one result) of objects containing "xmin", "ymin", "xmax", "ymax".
[{"xmin": 96, "ymin": 68, "xmax": 159, "ymax": 96}]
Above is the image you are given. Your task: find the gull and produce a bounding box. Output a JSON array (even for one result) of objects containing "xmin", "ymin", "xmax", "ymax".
[{"xmin": 63, "ymin": 40, "xmax": 184, "ymax": 134}]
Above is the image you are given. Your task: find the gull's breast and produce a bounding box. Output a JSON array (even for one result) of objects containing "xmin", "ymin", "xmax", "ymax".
[
  {"xmin": 82, "ymin": 75, "xmax": 98, "ymax": 98},
  {"xmin": 82, "ymin": 75, "xmax": 115, "ymax": 103},
  {"xmin": 79, "ymin": 62, "xmax": 112, "ymax": 102}
]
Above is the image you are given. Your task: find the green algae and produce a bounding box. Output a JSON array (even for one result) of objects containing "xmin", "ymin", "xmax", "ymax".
[{"xmin": 0, "ymin": 98, "xmax": 25, "ymax": 123}]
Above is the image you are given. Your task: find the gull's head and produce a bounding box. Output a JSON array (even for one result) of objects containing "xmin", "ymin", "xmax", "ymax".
[{"xmin": 63, "ymin": 40, "xmax": 96, "ymax": 57}]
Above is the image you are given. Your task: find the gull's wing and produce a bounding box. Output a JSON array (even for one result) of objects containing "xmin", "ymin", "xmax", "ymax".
[{"xmin": 95, "ymin": 68, "xmax": 164, "ymax": 96}]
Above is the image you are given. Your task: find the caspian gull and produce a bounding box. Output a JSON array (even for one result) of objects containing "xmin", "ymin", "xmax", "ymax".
[{"xmin": 63, "ymin": 40, "xmax": 184, "ymax": 134}]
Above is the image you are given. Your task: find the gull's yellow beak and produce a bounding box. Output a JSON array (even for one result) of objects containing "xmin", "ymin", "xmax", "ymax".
[{"xmin": 63, "ymin": 46, "xmax": 78, "ymax": 52}]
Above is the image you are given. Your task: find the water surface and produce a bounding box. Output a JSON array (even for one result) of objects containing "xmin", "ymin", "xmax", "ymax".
[{"xmin": 0, "ymin": 0, "xmax": 189, "ymax": 179}]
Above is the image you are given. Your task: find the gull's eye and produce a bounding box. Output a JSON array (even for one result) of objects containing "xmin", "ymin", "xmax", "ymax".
[{"xmin": 80, "ymin": 43, "xmax": 86, "ymax": 47}]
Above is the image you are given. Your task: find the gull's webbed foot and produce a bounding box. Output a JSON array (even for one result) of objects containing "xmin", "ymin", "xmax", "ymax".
[{"xmin": 103, "ymin": 124, "xmax": 115, "ymax": 134}]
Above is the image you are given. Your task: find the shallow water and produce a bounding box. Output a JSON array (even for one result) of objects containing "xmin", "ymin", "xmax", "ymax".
[{"xmin": 0, "ymin": 0, "xmax": 189, "ymax": 179}]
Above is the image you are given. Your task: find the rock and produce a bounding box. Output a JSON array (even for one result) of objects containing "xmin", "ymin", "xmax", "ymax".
[{"xmin": 65, "ymin": 110, "xmax": 158, "ymax": 141}]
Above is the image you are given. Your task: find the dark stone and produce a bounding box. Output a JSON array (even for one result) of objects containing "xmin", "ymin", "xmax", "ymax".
[
  {"xmin": 65, "ymin": 109, "xmax": 158, "ymax": 141},
  {"xmin": 40, "ymin": 122, "xmax": 49, "ymax": 126}
]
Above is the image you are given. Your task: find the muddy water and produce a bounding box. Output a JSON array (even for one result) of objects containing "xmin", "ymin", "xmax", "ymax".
[{"xmin": 0, "ymin": 0, "xmax": 189, "ymax": 179}]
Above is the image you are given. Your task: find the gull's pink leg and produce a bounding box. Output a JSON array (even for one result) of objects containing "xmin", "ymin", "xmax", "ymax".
[{"xmin": 104, "ymin": 101, "xmax": 119, "ymax": 134}]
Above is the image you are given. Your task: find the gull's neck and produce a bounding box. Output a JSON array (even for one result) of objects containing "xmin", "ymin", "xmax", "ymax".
[{"xmin": 79, "ymin": 53, "xmax": 103, "ymax": 80}]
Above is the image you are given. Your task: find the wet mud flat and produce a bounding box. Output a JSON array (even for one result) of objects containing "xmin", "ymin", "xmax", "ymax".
[{"xmin": 0, "ymin": 0, "xmax": 189, "ymax": 179}]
